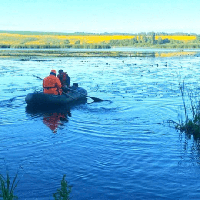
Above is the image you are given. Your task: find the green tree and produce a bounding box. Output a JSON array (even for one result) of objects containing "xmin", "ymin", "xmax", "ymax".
[
  {"xmin": 151, "ymin": 32, "xmax": 156, "ymax": 44},
  {"xmin": 75, "ymin": 40, "xmax": 80, "ymax": 45},
  {"xmin": 64, "ymin": 40, "xmax": 70, "ymax": 45},
  {"xmin": 157, "ymin": 37, "xmax": 163, "ymax": 44}
]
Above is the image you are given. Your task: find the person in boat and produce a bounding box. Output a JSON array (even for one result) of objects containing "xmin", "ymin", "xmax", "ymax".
[
  {"xmin": 57, "ymin": 69, "xmax": 70, "ymax": 93},
  {"xmin": 43, "ymin": 70, "xmax": 62, "ymax": 95}
]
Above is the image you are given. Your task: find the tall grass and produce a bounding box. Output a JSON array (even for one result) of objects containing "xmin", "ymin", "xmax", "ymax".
[
  {"xmin": 175, "ymin": 81, "xmax": 200, "ymax": 138},
  {"xmin": 0, "ymin": 172, "xmax": 72, "ymax": 200},
  {"xmin": 0, "ymin": 172, "xmax": 19, "ymax": 200}
]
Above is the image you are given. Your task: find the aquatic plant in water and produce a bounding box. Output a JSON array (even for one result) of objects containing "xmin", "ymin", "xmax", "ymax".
[
  {"xmin": 0, "ymin": 172, "xmax": 19, "ymax": 200},
  {"xmin": 0, "ymin": 172, "xmax": 71, "ymax": 200},
  {"xmin": 53, "ymin": 175, "xmax": 72, "ymax": 200},
  {"xmin": 175, "ymin": 81, "xmax": 200, "ymax": 137}
]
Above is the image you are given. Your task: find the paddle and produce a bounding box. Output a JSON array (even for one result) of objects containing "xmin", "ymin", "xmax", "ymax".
[
  {"xmin": 33, "ymin": 74, "xmax": 43, "ymax": 80},
  {"xmin": 62, "ymin": 91, "xmax": 77, "ymax": 100},
  {"xmin": 32, "ymin": 74, "xmax": 103, "ymax": 102}
]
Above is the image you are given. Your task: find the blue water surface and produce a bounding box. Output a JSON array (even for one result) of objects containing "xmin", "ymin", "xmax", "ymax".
[{"xmin": 1, "ymin": 54, "xmax": 200, "ymax": 199}]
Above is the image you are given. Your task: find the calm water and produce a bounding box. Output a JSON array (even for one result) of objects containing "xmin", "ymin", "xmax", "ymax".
[{"xmin": 1, "ymin": 54, "xmax": 200, "ymax": 199}]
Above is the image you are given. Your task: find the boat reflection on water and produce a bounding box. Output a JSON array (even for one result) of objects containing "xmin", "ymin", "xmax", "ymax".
[
  {"xmin": 26, "ymin": 99, "xmax": 87, "ymax": 133},
  {"xmin": 26, "ymin": 105, "xmax": 71, "ymax": 133},
  {"xmin": 43, "ymin": 110, "xmax": 71, "ymax": 133}
]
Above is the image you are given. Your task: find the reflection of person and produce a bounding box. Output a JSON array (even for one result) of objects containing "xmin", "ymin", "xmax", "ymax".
[
  {"xmin": 43, "ymin": 113, "xmax": 67, "ymax": 133},
  {"xmin": 57, "ymin": 69, "xmax": 70, "ymax": 93},
  {"xmin": 43, "ymin": 70, "xmax": 62, "ymax": 95}
]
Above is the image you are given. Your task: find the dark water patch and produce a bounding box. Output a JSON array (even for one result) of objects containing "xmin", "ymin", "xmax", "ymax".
[
  {"xmin": 32, "ymin": 59, "xmax": 54, "ymax": 62},
  {"xmin": 16, "ymin": 58, "xmax": 54, "ymax": 62},
  {"xmin": 26, "ymin": 104, "xmax": 72, "ymax": 115},
  {"xmin": 18, "ymin": 58, "xmax": 31, "ymax": 61},
  {"xmin": 0, "ymin": 95, "xmax": 26, "ymax": 107},
  {"xmin": 2, "ymin": 88, "xmax": 18, "ymax": 93}
]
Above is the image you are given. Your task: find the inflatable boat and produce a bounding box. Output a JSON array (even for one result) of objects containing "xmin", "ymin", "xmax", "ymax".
[{"xmin": 25, "ymin": 85, "xmax": 87, "ymax": 107}]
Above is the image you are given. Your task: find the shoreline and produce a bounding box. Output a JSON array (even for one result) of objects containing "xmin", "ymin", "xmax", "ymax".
[{"xmin": 0, "ymin": 49, "xmax": 198, "ymax": 58}]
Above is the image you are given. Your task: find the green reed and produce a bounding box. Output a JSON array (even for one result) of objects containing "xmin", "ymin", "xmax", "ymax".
[
  {"xmin": 175, "ymin": 81, "xmax": 200, "ymax": 137},
  {"xmin": 53, "ymin": 174, "xmax": 72, "ymax": 200},
  {"xmin": 0, "ymin": 172, "xmax": 71, "ymax": 200},
  {"xmin": 0, "ymin": 172, "xmax": 19, "ymax": 200}
]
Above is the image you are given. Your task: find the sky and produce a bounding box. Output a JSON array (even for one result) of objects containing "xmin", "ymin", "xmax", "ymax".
[{"xmin": 0, "ymin": 0, "xmax": 200, "ymax": 34}]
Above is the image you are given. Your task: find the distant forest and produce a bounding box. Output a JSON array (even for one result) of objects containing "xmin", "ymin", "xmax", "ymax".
[
  {"xmin": 0, "ymin": 31, "xmax": 200, "ymax": 49},
  {"xmin": 108, "ymin": 33, "xmax": 200, "ymax": 49}
]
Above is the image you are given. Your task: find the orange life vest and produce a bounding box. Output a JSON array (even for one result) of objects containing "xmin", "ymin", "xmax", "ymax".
[{"xmin": 43, "ymin": 74, "xmax": 62, "ymax": 95}]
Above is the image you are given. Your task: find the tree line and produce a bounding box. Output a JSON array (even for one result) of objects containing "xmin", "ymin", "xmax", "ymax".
[
  {"xmin": 0, "ymin": 32, "xmax": 200, "ymax": 49},
  {"xmin": 107, "ymin": 33, "xmax": 200, "ymax": 49}
]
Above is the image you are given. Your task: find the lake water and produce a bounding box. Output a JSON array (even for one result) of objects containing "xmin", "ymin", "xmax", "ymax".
[{"xmin": 1, "ymin": 53, "xmax": 200, "ymax": 199}]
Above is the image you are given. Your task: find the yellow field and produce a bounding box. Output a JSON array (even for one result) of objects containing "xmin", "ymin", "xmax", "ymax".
[
  {"xmin": 0, "ymin": 33, "xmax": 136, "ymax": 46},
  {"xmin": 155, "ymin": 35, "xmax": 196, "ymax": 41},
  {"xmin": 0, "ymin": 33, "xmax": 197, "ymax": 46},
  {"xmin": 56, "ymin": 35, "xmax": 136, "ymax": 44}
]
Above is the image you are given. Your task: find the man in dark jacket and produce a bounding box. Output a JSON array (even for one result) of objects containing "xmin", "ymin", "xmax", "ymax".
[{"xmin": 57, "ymin": 69, "xmax": 70, "ymax": 93}]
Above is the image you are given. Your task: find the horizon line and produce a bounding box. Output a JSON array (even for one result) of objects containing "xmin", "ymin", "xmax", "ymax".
[{"xmin": 0, "ymin": 30, "xmax": 199, "ymax": 35}]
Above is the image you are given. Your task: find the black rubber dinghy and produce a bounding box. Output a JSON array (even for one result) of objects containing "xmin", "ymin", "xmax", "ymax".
[{"xmin": 25, "ymin": 86, "xmax": 87, "ymax": 107}]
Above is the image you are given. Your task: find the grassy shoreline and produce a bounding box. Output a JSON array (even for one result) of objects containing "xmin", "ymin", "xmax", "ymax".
[{"xmin": 0, "ymin": 49, "xmax": 198, "ymax": 59}]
